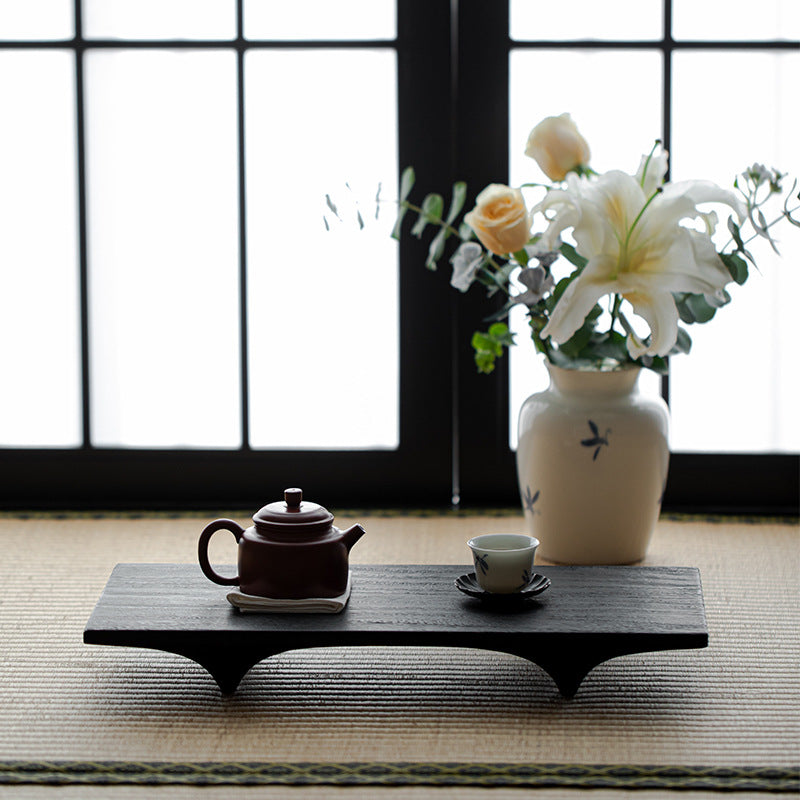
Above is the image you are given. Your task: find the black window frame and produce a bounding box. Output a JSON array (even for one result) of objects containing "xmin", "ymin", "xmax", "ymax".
[{"xmin": 0, "ymin": 0, "xmax": 797, "ymax": 514}]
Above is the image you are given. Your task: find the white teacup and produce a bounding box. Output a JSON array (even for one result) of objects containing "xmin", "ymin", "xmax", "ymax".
[{"xmin": 467, "ymin": 533, "xmax": 539, "ymax": 594}]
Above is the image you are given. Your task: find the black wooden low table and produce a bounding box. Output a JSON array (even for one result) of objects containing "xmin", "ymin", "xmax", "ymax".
[{"xmin": 84, "ymin": 564, "xmax": 708, "ymax": 698}]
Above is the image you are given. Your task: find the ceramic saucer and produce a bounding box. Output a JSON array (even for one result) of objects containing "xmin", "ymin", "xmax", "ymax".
[{"xmin": 454, "ymin": 572, "xmax": 550, "ymax": 604}]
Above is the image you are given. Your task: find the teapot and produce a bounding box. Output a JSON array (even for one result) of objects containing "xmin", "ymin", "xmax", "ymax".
[{"xmin": 198, "ymin": 488, "xmax": 365, "ymax": 599}]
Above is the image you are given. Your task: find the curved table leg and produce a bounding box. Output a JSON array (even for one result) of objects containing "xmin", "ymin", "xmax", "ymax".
[
  {"xmin": 507, "ymin": 640, "xmax": 678, "ymax": 698},
  {"xmin": 165, "ymin": 646, "xmax": 285, "ymax": 695}
]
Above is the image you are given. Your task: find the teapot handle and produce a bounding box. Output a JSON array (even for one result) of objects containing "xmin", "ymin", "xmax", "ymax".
[{"xmin": 198, "ymin": 518, "xmax": 244, "ymax": 586}]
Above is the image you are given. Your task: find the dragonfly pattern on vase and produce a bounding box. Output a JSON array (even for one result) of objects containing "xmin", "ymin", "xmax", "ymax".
[
  {"xmin": 581, "ymin": 420, "xmax": 611, "ymax": 461},
  {"xmin": 522, "ymin": 486, "xmax": 540, "ymax": 513}
]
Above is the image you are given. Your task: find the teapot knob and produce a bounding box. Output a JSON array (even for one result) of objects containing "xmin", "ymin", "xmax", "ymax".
[{"xmin": 284, "ymin": 488, "xmax": 303, "ymax": 509}]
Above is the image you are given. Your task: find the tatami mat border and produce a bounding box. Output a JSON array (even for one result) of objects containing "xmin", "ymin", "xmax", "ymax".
[
  {"xmin": 0, "ymin": 508, "xmax": 796, "ymax": 524},
  {"xmin": 0, "ymin": 762, "xmax": 797, "ymax": 792}
]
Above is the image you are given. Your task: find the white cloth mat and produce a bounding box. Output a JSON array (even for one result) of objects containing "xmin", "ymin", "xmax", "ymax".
[{"xmin": 226, "ymin": 571, "xmax": 351, "ymax": 613}]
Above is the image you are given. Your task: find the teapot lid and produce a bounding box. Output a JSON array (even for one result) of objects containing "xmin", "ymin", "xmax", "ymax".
[{"xmin": 253, "ymin": 488, "xmax": 334, "ymax": 534}]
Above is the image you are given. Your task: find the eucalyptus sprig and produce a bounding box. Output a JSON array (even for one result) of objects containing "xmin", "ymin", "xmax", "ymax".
[{"xmin": 328, "ymin": 115, "xmax": 799, "ymax": 377}]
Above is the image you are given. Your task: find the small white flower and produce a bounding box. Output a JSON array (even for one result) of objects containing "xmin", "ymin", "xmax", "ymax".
[
  {"xmin": 450, "ymin": 242, "xmax": 484, "ymax": 292},
  {"xmin": 524, "ymin": 238, "xmax": 561, "ymax": 269},
  {"xmin": 514, "ymin": 266, "xmax": 555, "ymax": 306}
]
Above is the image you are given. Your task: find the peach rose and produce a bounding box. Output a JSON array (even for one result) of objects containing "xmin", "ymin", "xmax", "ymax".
[
  {"xmin": 464, "ymin": 184, "xmax": 532, "ymax": 255},
  {"xmin": 525, "ymin": 113, "xmax": 591, "ymax": 181}
]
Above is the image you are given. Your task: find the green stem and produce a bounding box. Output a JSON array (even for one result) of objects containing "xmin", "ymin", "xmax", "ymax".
[
  {"xmin": 723, "ymin": 201, "xmax": 800, "ymax": 251},
  {"xmin": 624, "ymin": 188, "xmax": 662, "ymax": 253},
  {"xmin": 400, "ymin": 200, "xmax": 462, "ymax": 238},
  {"xmin": 609, "ymin": 294, "xmax": 623, "ymax": 334},
  {"xmin": 617, "ymin": 310, "xmax": 636, "ymax": 338},
  {"xmin": 639, "ymin": 139, "xmax": 662, "ymax": 189}
]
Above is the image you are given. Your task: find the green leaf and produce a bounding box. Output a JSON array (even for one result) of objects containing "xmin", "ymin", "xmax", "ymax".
[
  {"xmin": 727, "ymin": 216, "xmax": 756, "ymax": 264},
  {"xmin": 528, "ymin": 316, "xmax": 550, "ymax": 355},
  {"xmin": 426, "ymin": 227, "xmax": 448, "ymax": 270},
  {"xmin": 458, "ymin": 221, "xmax": 474, "ymax": 241},
  {"xmin": 324, "ymin": 194, "xmax": 340, "ymax": 219},
  {"xmin": 557, "ymin": 319, "xmax": 594, "ymax": 358},
  {"xmin": 512, "ymin": 248, "xmax": 530, "ymax": 266},
  {"xmin": 545, "ymin": 277, "xmax": 572, "ymax": 311},
  {"xmin": 642, "ymin": 356, "xmax": 669, "ymax": 374},
  {"xmin": 583, "ymin": 330, "xmax": 629, "ymax": 363},
  {"xmin": 686, "ymin": 293, "xmax": 717, "ymax": 323},
  {"xmin": 471, "ymin": 331, "xmax": 498, "ymax": 355},
  {"xmin": 673, "ymin": 326, "xmax": 692, "ymax": 355},
  {"xmin": 410, "ymin": 193, "xmax": 444, "ymax": 237},
  {"xmin": 474, "ymin": 353, "xmax": 495, "ymax": 373},
  {"xmin": 488, "ymin": 322, "xmax": 515, "ymax": 346},
  {"xmin": 586, "ymin": 303, "xmax": 603, "ymax": 321},
  {"xmin": 391, "ymin": 204, "xmax": 409, "ymax": 240},
  {"xmin": 727, "ymin": 216, "xmax": 745, "ymax": 250},
  {"xmin": 674, "ymin": 293, "xmax": 694, "ymax": 324},
  {"xmin": 719, "ymin": 252, "xmax": 748, "ymax": 285},
  {"xmin": 445, "ymin": 182, "xmax": 467, "ymax": 225},
  {"xmin": 471, "ymin": 323, "xmax": 515, "ymax": 373},
  {"xmin": 399, "ymin": 167, "xmax": 415, "ymax": 203},
  {"xmin": 558, "ymin": 243, "xmax": 587, "ymax": 270}
]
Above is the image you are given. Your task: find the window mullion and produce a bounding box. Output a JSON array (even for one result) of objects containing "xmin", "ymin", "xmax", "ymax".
[
  {"xmin": 74, "ymin": 0, "xmax": 92, "ymax": 449},
  {"xmin": 236, "ymin": 0, "xmax": 250, "ymax": 450}
]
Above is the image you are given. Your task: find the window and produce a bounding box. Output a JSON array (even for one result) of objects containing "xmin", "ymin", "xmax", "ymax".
[
  {"xmin": 0, "ymin": 0, "xmax": 454, "ymax": 507},
  {"xmin": 0, "ymin": 1, "xmax": 797, "ymax": 512}
]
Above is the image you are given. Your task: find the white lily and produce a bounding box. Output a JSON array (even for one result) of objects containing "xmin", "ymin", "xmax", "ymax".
[{"xmin": 537, "ymin": 157, "xmax": 746, "ymax": 358}]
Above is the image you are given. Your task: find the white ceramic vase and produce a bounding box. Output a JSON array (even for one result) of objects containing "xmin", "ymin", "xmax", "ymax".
[{"xmin": 516, "ymin": 362, "xmax": 669, "ymax": 564}]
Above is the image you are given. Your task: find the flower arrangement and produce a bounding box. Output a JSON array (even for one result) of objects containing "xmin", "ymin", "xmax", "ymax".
[{"xmin": 387, "ymin": 113, "xmax": 799, "ymax": 374}]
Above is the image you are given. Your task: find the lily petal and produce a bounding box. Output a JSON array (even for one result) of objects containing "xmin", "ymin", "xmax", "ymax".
[
  {"xmin": 541, "ymin": 255, "xmax": 617, "ymax": 344},
  {"xmin": 622, "ymin": 289, "xmax": 680, "ymax": 358}
]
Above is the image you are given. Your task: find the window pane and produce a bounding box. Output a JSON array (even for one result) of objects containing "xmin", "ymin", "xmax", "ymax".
[
  {"xmin": 673, "ymin": 0, "xmax": 799, "ymax": 40},
  {"xmin": 508, "ymin": 49, "xmax": 663, "ymax": 447},
  {"xmin": 510, "ymin": 0, "xmax": 662, "ymax": 41},
  {"xmin": 86, "ymin": 50, "xmax": 241, "ymax": 448},
  {"xmin": 244, "ymin": 0, "xmax": 395, "ymax": 40},
  {"xmin": 83, "ymin": 0, "xmax": 235, "ymax": 40},
  {"xmin": 669, "ymin": 51, "xmax": 800, "ymax": 453},
  {"xmin": 245, "ymin": 49, "xmax": 398, "ymax": 449},
  {"xmin": 0, "ymin": 0, "xmax": 72, "ymax": 39},
  {"xmin": 0, "ymin": 50, "xmax": 80, "ymax": 446}
]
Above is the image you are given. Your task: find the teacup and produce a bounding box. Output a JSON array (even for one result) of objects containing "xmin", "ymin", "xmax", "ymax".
[{"xmin": 467, "ymin": 533, "xmax": 539, "ymax": 594}]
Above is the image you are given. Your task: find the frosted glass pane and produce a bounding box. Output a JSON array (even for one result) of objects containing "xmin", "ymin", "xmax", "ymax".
[
  {"xmin": 86, "ymin": 50, "xmax": 240, "ymax": 448},
  {"xmin": 0, "ymin": 0, "xmax": 72, "ymax": 39},
  {"xmin": 673, "ymin": 0, "xmax": 799, "ymax": 40},
  {"xmin": 0, "ymin": 51, "xmax": 80, "ymax": 446},
  {"xmin": 669, "ymin": 51, "xmax": 800, "ymax": 453},
  {"xmin": 511, "ymin": 0, "xmax": 662, "ymax": 40},
  {"xmin": 245, "ymin": 0, "xmax": 395, "ymax": 40},
  {"xmin": 246, "ymin": 49, "xmax": 398, "ymax": 449},
  {"xmin": 508, "ymin": 49, "xmax": 663, "ymax": 448},
  {"xmin": 83, "ymin": 0, "xmax": 235, "ymax": 40}
]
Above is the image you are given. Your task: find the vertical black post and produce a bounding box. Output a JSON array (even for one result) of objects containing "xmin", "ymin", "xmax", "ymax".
[
  {"xmin": 661, "ymin": 0, "xmax": 673, "ymax": 407},
  {"xmin": 236, "ymin": 0, "xmax": 250, "ymax": 450},
  {"xmin": 396, "ymin": 0, "xmax": 457, "ymax": 505},
  {"xmin": 455, "ymin": 0, "xmax": 516, "ymax": 505},
  {"xmin": 73, "ymin": 0, "xmax": 92, "ymax": 449}
]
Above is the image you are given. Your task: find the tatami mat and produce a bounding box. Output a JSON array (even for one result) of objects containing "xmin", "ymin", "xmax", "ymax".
[{"xmin": 0, "ymin": 513, "xmax": 797, "ymax": 793}]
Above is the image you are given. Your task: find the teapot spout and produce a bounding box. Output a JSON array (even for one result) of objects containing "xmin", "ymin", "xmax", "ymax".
[{"xmin": 340, "ymin": 523, "xmax": 366, "ymax": 552}]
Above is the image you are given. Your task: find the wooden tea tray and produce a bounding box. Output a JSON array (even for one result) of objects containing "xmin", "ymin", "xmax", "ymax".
[{"xmin": 84, "ymin": 564, "xmax": 708, "ymax": 698}]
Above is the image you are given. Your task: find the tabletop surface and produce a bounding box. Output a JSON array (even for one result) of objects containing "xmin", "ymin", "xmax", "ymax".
[{"xmin": 85, "ymin": 563, "xmax": 708, "ymax": 646}]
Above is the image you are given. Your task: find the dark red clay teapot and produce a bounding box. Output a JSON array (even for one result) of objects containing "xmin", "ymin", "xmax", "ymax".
[{"xmin": 198, "ymin": 488, "xmax": 365, "ymax": 599}]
